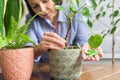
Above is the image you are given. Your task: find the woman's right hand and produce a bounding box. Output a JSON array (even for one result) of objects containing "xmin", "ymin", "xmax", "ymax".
[{"xmin": 34, "ymin": 32, "xmax": 66, "ymax": 57}]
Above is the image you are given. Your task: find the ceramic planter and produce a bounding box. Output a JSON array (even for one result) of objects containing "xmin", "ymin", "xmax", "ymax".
[
  {"xmin": 49, "ymin": 48, "xmax": 82, "ymax": 80},
  {"xmin": 0, "ymin": 47, "xmax": 34, "ymax": 80}
]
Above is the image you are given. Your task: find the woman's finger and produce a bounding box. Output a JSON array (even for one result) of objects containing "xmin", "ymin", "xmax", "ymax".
[
  {"xmin": 44, "ymin": 32, "xmax": 66, "ymax": 42},
  {"xmin": 94, "ymin": 55, "xmax": 100, "ymax": 61}
]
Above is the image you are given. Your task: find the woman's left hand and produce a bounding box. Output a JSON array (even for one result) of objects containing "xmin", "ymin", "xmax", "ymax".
[{"xmin": 81, "ymin": 43, "xmax": 104, "ymax": 61}]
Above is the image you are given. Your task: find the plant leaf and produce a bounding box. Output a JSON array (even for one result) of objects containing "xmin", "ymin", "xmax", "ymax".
[
  {"xmin": 87, "ymin": 19, "xmax": 93, "ymax": 28},
  {"xmin": 101, "ymin": 11, "xmax": 106, "ymax": 17},
  {"xmin": 96, "ymin": 13, "xmax": 101, "ymax": 20},
  {"xmin": 81, "ymin": 7, "xmax": 90, "ymax": 21},
  {"xmin": 88, "ymin": 34, "xmax": 103, "ymax": 48},
  {"xmin": 4, "ymin": 0, "xmax": 21, "ymax": 37},
  {"xmin": 76, "ymin": 0, "xmax": 80, "ymax": 7},
  {"xmin": 70, "ymin": 7, "xmax": 77, "ymax": 14},
  {"xmin": 110, "ymin": 26, "xmax": 117, "ymax": 34},
  {"xmin": 0, "ymin": 0, "xmax": 4, "ymax": 35},
  {"xmin": 86, "ymin": 0, "xmax": 97, "ymax": 10},
  {"xmin": 110, "ymin": 10, "xmax": 119, "ymax": 18},
  {"xmin": 112, "ymin": 10, "xmax": 119, "ymax": 18},
  {"xmin": 86, "ymin": 49, "xmax": 99, "ymax": 58},
  {"xmin": 114, "ymin": 18, "xmax": 120, "ymax": 25},
  {"xmin": 55, "ymin": 5, "xmax": 65, "ymax": 10},
  {"xmin": 0, "ymin": 35, "xmax": 7, "ymax": 48}
]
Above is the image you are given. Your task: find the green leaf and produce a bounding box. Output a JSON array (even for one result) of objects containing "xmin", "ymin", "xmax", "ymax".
[
  {"xmin": 107, "ymin": 3, "xmax": 113, "ymax": 8},
  {"xmin": 70, "ymin": 7, "xmax": 77, "ymax": 14},
  {"xmin": 88, "ymin": 34, "xmax": 103, "ymax": 48},
  {"xmin": 81, "ymin": 7, "xmax": 90, "ymax": 21},
  {"xmin": 110, "ymin": 10, "xmax": 119, "ymax": 18},
  {"xmin": 86, "ymin": 49, "xmax": 99, "ymax": 58},
  {"xmin": 0, "ymin": 0, "xmax": 4, "ymax": 35},
  {"xmin": 96, "ymin": 13, "xmax": 101, "ymax": 20},
  {"xmin": 87, "ymin": 19, "xmax": 93, "ymax": 28},
  {"xmin": 76, "ymin": 0, "xmax": 80, "ymax": 7},
  {"xmin": 112, "ymin": 10, "xmax": 119, "ymax": 18},
  {"xmin": 18, "ymin": 12, "xmax": 41, "ymax": 35},
  {"xmin": 86, "ymin": 0, "xmax": 97, "ymax": 10},
  {"xmin": 0, "ymin": 35, "xmax": 7, "ymax": 48},
  {"xmin": 114, "ymin": 18, "xmax": 120, "ymax": 25},
  {"xmin": 55, "ymin": 5, "xmax": 64, "ymax": 10},
  {"xmin": 7, "ymin": 16, "xmax": 18, "ymax": 40},
  {"xmin": 110, "ymin": 26, "xmax": 117, "ymax": 34},
  {"xmin": 101, "ymin": 11, "xmax": 106, "ymax": 17},
  {"xmin": 4, "ymin": 0, "xmax": 22, "ymax": 37}
]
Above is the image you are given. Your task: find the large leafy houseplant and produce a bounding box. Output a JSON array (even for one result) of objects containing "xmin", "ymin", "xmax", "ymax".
[
  {"xmin": 54, "ymin": 0, "xmax": 103, "ymax": 57},
  {"xmin": 0, "ymin": 0, "xmax": 37, "ymax": 79}
]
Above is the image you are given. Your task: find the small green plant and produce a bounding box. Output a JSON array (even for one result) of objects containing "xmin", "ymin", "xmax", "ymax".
[
  {"xmin": 54, "ymin": 0, "xmax": 103, "ymax": 57},
  {"xmin": 0, "ymin": 0, "xmax": 38, "ymax": 49}
]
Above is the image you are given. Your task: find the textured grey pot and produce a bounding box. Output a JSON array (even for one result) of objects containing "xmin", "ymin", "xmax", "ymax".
[{"xmin": 49, "ymin": 48, "xmax": 82, "ymax": 80}]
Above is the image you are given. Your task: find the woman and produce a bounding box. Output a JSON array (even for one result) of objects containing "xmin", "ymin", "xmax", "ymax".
[{"xmin": 25, "ymin": 0, "xmax": 103, "ymax": 63}]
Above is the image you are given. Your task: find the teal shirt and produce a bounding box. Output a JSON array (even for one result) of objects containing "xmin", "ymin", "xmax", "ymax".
[{"xmin": 26, "ymin": 9, "xmax": 89, "ymax": 63}]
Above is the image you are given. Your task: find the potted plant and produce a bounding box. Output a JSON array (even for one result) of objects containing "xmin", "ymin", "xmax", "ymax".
[
  {"xmin": 0, "ymin": 0, "xmax": 38, "ymax": 80},
  {"xmin": 49, "ymin": 0, "xmax": 103, "ymax": 79}
]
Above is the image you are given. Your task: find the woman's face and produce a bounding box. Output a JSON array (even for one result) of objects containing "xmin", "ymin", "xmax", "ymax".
[{"xmin": 27, "ymin": 0, "xmax": 58, "ymax": 23}]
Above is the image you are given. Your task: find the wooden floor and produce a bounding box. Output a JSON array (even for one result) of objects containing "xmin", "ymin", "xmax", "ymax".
[{"xmin": 0, "ymin": 63, "xmax": 120, "ymax": 80}]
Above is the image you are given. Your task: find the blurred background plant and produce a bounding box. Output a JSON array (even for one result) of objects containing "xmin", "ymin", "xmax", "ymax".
[{"xmin": 88, "ymin": 0, "xmax": 120, "ymax": 64}]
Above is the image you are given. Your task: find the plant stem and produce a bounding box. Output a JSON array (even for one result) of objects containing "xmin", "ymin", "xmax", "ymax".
[
  {"xmin": 65, "ymin": 18, "xmax": 72, "ymax": 46},
  {"xmin": 112, "ymin": 0, "xmax": 115, "ymax": 64}
]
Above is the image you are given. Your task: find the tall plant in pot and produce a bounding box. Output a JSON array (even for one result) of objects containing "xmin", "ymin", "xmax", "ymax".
[
  {"xmin": 49, "ymin": 0, "xmax": 103, "ymax": 79},
  {"xmin": 0, "ymin": 0, "xmax": 38, "ymax": 80}
]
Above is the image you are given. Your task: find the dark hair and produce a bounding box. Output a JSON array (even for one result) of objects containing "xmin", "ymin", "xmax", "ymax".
[
  {"xmin": 25, "ymin": 0, "xmax": 62, "ymax": 16},
  {"xmin": 25, "ymin": 0, "xmax": 35, "ymax": 16},
  {"xmin": 53, "ymin": 0, "xmax": 62, "ymax": 5}
]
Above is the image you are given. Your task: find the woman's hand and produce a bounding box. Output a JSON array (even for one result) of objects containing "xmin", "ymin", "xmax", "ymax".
[
  {"xmin": 81, "ymin": 43, "xmax": 104, "ymax": 61},
  {"xmin": 34, "ymin": 32, "xmax": 66, "ymax": 56}
]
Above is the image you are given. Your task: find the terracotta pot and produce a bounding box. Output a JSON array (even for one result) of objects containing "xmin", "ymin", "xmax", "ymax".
[
  {"xmin": 0, "ymin": 47, "xmax": 34, "ymax": 80},
  {"xmin": 49, "ymin": 48, "xmax": 82, "ymax": 80}
]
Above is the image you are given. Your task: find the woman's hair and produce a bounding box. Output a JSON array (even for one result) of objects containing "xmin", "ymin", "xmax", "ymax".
[
  {"xmin": 53, "ymin": 0, "xmax": 62, "ymax": 5},
  {"xmin": 25, "ymin": 0, "xmax": 35, "ymax": 16},
  {"xmin": 25, "ymin": 0, "xmax": 62, "ymax": 16}
]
